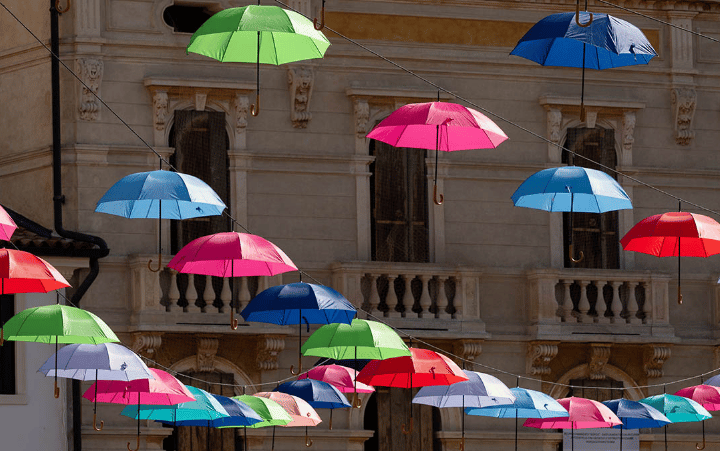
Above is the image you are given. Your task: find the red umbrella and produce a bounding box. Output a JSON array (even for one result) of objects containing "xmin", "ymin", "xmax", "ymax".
[
  {"xmin": 620, "ymin": 211, "xmax": 720, "ymax": 304},
  {"xmin": 0, "ymin": 249, "xmax": 70, "ymax": 294},
  {"xmin": 675, "ymin": 384, "xmax": 720, "ymax": 450},
  {"xmin": 524, "ymin": 397, "xmax": 621, "ymax": 451},
  {"xmin": 167, "ymin": 232, "xmax": 297, "ymax": 329},
  {"xmin": 0, "ymin": 206, "xmax": 17, "ymax": 241},
  {"xmin": 356, "ymin": 347, "xmax": 468, "ymax": 433}
]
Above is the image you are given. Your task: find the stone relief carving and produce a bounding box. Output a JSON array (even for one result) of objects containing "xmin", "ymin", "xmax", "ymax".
[
  {"xmin": 257, "ymin": 336, "xmax": 286, "ymax": 370},
  {"xmin": 643, "ymin": 345, "xmax": 671, "ymax": 378},
  {"xmin": 588, "ymin": 344, "xmax": 612, "ymax": 380},
  {"xmin": 196, "ymin": 336, "xmax": 220, "ymax": 372},
  {"xmin": 354, "ymin": 99, "xmax": 370, "ymax": 138},
  {"xmin": 131, "ymin": 332, "xmax": 163, "ymax": 366},
  {"xmin": 195, "ymin": 91, "xmax": 208, "ymax": 112},
  {"xmin": 528, "ymin": 341, "xmax": 559, "ymax": 376},
  {"xmin": 78, "ymin": 58, "xmax": 103, "ymax": 121},
  {"xmin": 235, "ymin": 94, "xmax": 249, "ymax": 133},
  {"xmin": 622, "ymin": 111, "xmax": 636, "ymax": 153},
  {"xmin": 671, "ymin": 87, "xmax": 697, "ymax": 146},
  {"xmin": 287, "ymin": 66, "xmax": 314, "ymax": 128},
  {"xmin": 153, "ymin": 91, "xmax": 169, "ymax": 132},
  {"xmin": 453, "ymin": 339, "xmax": 483, "ymax": 367},
  {"xmin": 546, "ymin": 108, "xmax": 562, "ymax": 144}
]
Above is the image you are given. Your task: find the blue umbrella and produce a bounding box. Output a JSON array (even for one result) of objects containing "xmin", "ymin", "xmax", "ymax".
[
  {"xmin": 703, "ymin": 374, "xmax": 720, "ymax": 387},
  {"xmin": 602, "ymin": 398, "xmax": 671, "ymax": 451},
  {"xmin": 241, "ymin": 282, "xmax": 356, "ymax": 375},
  {"xmin": 465, "ymin": 387, "xmax": 568, "ymax": 451},
  {"xmin": 511, "ymin": 166, "xmax": 632, "ymax": 262},
  {"xmin": 273, "ymin": 379, "xmax": 351, "ymax": 429},
  {"xmin": 96, "ymin": 169, "xmax": 226, "ymax": 271},
  {"xmin": 511, "ymin": 10, "xmax": 656, "ymax": 119}
]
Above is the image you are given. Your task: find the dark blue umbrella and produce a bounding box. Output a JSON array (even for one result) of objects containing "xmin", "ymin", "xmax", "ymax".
[
  {"xmin": 602, "ymin": 398, "xmax": 671, "ymax": 451},
  {"xmin": 241, "ymin": 282, "xmax": 357, "ymax": 374},
  {"xmin": 511, "ymin": 10, "xmax": 656, "ymax": 119},
  {"xmin": 273, "ymin": 379, "xmax": 351, "ymax": 429},
  {"xmin": 96, "ymin": 169, "xmax": 226, "ymax": 271}
]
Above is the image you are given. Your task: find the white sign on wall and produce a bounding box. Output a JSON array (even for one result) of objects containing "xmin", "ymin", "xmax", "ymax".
[{"xmin": 563, "ymin": 428, "xmax": 639, "ymax": 451}]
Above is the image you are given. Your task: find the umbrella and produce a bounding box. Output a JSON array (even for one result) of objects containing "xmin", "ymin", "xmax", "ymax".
[
  {"xmin": 229, "ymin": 394, "xmax": 292, "ymax": 428},
  {"xmin": 168, "ymin": 232, "xmax": 297, "ymax": 329},
  {"xmin": 241, "ymin": 282, "xmax": 356, "ymax": 374},
  {"xmin": 641, "ymin": 393, "xmax": 711, "ymax": 451},
  {"xmin": 703, "ymin": 374, "xmax": 720, "ymax": 387},
  {"xmin": 524, "ymin": 397, "xmax": 621, "ymax": 451},
  {"xmin": 0, "ymin": 205, "xmax": 17, "ymax": 240},
  {"xmin": 186, "ymin": 4, "xmax": 330, "ymax": 116},
  {"xmin": 2, "ymin": 303, "xmax": 118, "ymax": 398},
  {"xmin": 602, "ymin": 398, "xmax": 671, "ymax": 451},
  {"xmin": 298, "ymin": 364, "xmax": 375, "ymax": 394},
  {"xmin": 675, "ymin": 385, "xmax": 720, "ymax": 449},
  {"xmin": 255, "ymin": 391, "xmax": 322, "ymax": 448},
  {"xmin": 301, "ymin": 318, "xmax": 411, "ymax": 407},
  {"xmin": 620, "ymin": 210, "xmax": 720, "ymax": 304},
  {"xmin": 366, "ymin": 101, "xmax": 508, "ymax": 204},
  {"xmin": 511, "ymin": 8, "xmax": 656, "ymax": 120},
  {"xmin": 511, "ymin": 166, "xmax": 632, "ymax": 263},
  {"xmin": 274, "ymin": 379, "xmax": 351, "ymax": 429},
  {"xmin": 121, "ymin": 386, "xmax": 230, "ymax": 422},
  {"xmin": 96, "ymin": 169, "xmax": 226, "ymax": 272},
  {"xmin": 357, "ymin": 348, "xmax": 468, "ymax": 434},
  {"xmin": 466, "ymin": 387, "xmax": 568, "ymax": 451},
  {"xmin": 413, "ymin": 371, "xmax": 516, "ymax": 450},
  {"xmin": 38, "ymin": 342, "xmax": 154, "ymax": 430},
  {"xmin": 0, "ymin": 249, "xmax": 71, "ymax": 294}
]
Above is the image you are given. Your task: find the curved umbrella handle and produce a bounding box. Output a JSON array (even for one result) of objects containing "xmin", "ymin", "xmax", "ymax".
[
  {"xmin": 305, "ymin": 428, "xmax": 313, "ymax": 447},
  {"xmin": 127, "ymin": 435, "xmax": 140, "ymax": 451},
  {"xmin": 93, "ymin": 413, "xmax": 104, "ymax": 431},
  {"xmin": 313, "ymin": 1, "xmax": 325, "ymax": 30},
  {"xmin": 459, "ymin": 437, "xmax": 464, "ymax": 451},
  {"xmin": 251, "ymin": 93, "xmax": 260, "ymax": 117},
  {"xmin": 290, "ymin": 357, "xmax": 302, "ymax": 376},
  {"xmin": 54, "ymin": 379, "xmax": 60, "ymax": 399},
  {"xmin": 230, "ymin": 309, "xmax": 238, "ymax": 330},
  {"xmin": 147, "ymin": 253, "xmax": 162, "ymax": 273},
  {"xmin": 352, "ymin": 393, "xmax": 362, "ymax": 409},
  {"xmin": 401, "ymin": 417, "xmax": 414, "ymax": 435},
  {"xmin": 575, "ymin": 2, "xmax": 593, "ymax": 27},
  {"xmin": 55, "ymin": 0, "xmax": 70, "ymax": 13},
  {"xmin": 433, "ymin": 185, "xmax": 444, "ymax": 205},
  {"xmin": 569, "ymin": 244, "xmax": 584, "ymax": 263},
  {"xmin": 697, "ymin": 439, "xmax": 706, "ymax": 450}
]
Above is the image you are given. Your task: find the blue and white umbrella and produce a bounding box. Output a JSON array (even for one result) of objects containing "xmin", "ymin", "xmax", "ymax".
[{"xmin": 602, "ymin": 398, "xmax": 670, "ymax": 451}]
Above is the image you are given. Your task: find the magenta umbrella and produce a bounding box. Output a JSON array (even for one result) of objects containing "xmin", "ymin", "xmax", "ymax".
[
  {"xmin": 366, "ymin": 101, "xmax": 508, "ymax": 204},
  {"xmin": 0, "ymin": 206, "xmax": 17, "ymax": 241},
  {"xmin": 298, "ymin": 364, "xmax": 375, "ymax": 394},
  {"xmin": 675, "ymin": 384, "xmax": 720, "ymax": 449},
  {"xmin": 168, "ymin": 232, "xmax": 298, "ymax": 329},
  {"xmin": 524, "ymin": 397, "xmax": 621, "ymax": 451}
]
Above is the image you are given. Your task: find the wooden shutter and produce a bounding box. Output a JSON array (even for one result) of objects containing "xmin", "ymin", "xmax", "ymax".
[{"xmin": 365, "ymin": 388, "xmax": 435, "ymax": 451}]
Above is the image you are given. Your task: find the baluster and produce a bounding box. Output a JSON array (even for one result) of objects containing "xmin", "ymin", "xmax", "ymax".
[
  {"xmin": 167, "ymin": 270, "xmax": 180, "ymax": 313},
  {"xmin": 367, "ymin": 274, "xmax": 380, "ymax": 318},
  {"xmin": 385, "ymin": 275, "xmax": 401, "ymax": 318},
  {"xmin": 185, "ymin": 274, "xmax": 199, "ymax": 312},
  {"xmin": 628, "ymin": 282, "xmax": 642, "ymax": 325},
  {"xmin": 578, "ymin": 280, "xmax": 591, "ymax": 323},
  {"xmin": 402, "ymin": 274, "xmax": 415, "ymax": 318},
  {"xmin": 436, "ymin": 276, "xmax": 450, "ymax": 319},
  {"xmin": 237, "ymin": 277, "xmax": 251, "ymax": 313},
  {"xmin": 448, "ymin": 277, "xmax": 460, "ymax": 319},
  {"xmin": 610, "ymin": 281, "xmax": 623, "ymax": 323},
  {"xmin": 219, "ymin": 277, "xmax": 231, "ymax": 314},
  {"xmin": 203, "ymin": 275, "xmax": 215, "ymax": 313},
  {"xmin": 418, "ymin": 275, "xmax": 432, "ymax": 318},
  {"xmin": 594, "ymin": 281, "xmax": 608, "ymax": 323},
  {"xmin": 561, "ymin": 280, "xmax": 574, "ymax": 322}
]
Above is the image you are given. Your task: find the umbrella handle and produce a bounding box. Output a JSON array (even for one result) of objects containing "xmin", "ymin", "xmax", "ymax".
[
  {"xmin": 290, "ymin": 354, "xmax": 302, "ymax": 375},
  {"xmin": 93, "ymin": 413, "xmax": 104, "ymax": 431},
  {"xmin": 569, "ymin": 244, "xmax": 584, "ymax": 263},
  {"xmin": 54, "ymin": 379, "xmax": 60, "ymax": 399},
  {"xmin": 127, "ymin": 435, "xmax": 140, "ymax": 451},
  {"xmin": 459, "ymin": 437, "xmax": 464, "ymax": 451},
  {"xmin": 433, "ymin": 185, "xmax": 444, "ymax": 205},
  {"xmin": 251, "ymin": 93, "xmax": 260, "ymax": 117},
  {"xmin": 697, "ymin": 439, "xmax": 706, "ymax": 450},
  {"xmin": 575, "ymin": 2, "xmax": 593, "ymax": 27},
  {"xmin": 401, "ymin": 417, "xmax": 414, "ymax": 435},
  {"xmin": 352, "ymin": 393, "xmax": 362, "ymax": 409},
  {"xmin": 305, "ymin": 429, "xmax": 313, "ymax": 447},
  {"xmin": 313, "ymin": 2, "xmax": 325, "ymax": 30},
  {"xmin": 230, "ymin": 309, "xmax": 238, "ymax": 330},
  {"xmin": 55, "ymin": 0, "xmax": 70, "ymax": 14},
  {"xmin": 678, "ymin": 285, "xmax": 683, "ymax": 305},
  {"xmin": 147, "ymin": 253, "xmax": 162, "ymax": 273}
]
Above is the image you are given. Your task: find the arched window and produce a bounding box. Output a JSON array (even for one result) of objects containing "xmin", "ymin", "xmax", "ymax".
[
  {"xmin": 562, "ymin": 127, "xmax": 619, "ymax": 269},
  {"xmin": 568, "ymin": 378, "xmax": 624, "ymax": 403}
]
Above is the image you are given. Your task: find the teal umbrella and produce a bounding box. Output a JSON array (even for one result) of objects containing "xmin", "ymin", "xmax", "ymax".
[
  {"xmin": 640, "ymin": 394, "xmax": 711, "ymax": 451},
  {"xmin": 120, "ymin": 386, "xmax": 229, "ymax": 422}
]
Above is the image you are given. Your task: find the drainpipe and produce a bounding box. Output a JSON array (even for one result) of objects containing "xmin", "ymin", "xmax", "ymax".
[{"xmin": 50, "ymin": 2, "xmax": 110, "ymax": 451}]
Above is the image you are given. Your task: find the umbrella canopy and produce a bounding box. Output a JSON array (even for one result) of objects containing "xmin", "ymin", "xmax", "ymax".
[
  {"xmin": 228, "ymin": 394, "xmax": 292, "ymax": 428},
  {"xmin": 0, "ymin": 249, "xmax": 70, "ymax": 294},
  {"xmin": 186, "ymin": 5, "xmax": 330, "ymax": 65},
  {"xmin": 0, "ymin": 205, "xmax": 17, "ymax": 240},
  {"xmin": 675, "ymin": 385, "xmax": 720, "ymax": 411},
  {"xmin": 254, "ymin": 392, "xmax": 322, "ymax": 427},
  {"xmin": 511, "ymin": 166, "xmax": 632, "ymax": 213},
  {"xmin": 298, "ymin": 364, "xmax": 375, "ymax": 394},
  {"xmin": 413, "ymin": 370, "xmax": 515, "ymax": 408},
  {"xmin": 639, "ymin": 394, "xmax": 711, "ymax": 423},
  {"xmin": 301, "ymin": 319, "xmax": 411, "ymax": 361},
  {"xmin": 95, "ymin": 170, "xmax": 226, "ymax": 220},
  {"xmin": 155, "ymin": 394, "xmax": 263, "ymax": 427},
  {"xmin": 465, "ymin": 387, "xmax": 568, "ymax": 419},
  {"xmin": 83, "ymin": 368, "xmax": 195, "ymax": 405},
  {"xmin": 523, "ymin": 397, "xmax": 621, "ymax": 429},
  {"xmin": 356, "ymin": 348, "xmax": 468, "ymax": 388},
  {"xmin": 2, "ymin": 304, "xmax": 117, "ymax": 345},
  {"xmin": 703, "ymin": 374, "xmax": 720, "ymax": 387},
  {"xmin": 602, "ymin": 398, "xmax": 671, "ymax": 429},
  {"xmin": 121, "ymin": 386, "xmax": 230, "ymax": 422},
  {"xmin": 274, "ymin": 379, "xmax": 351, "ymax": 410},
  {"xmin": 38, "ymin": 342, "xmax": 152, "ymax": 381}
]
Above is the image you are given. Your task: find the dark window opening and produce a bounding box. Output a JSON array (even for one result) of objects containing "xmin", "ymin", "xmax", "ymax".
[
  {"xmin": 364, "ymin": 388, "xmax": 439, "ymax": 451},
  {"xmin": 568, "ymin": 378, "xmax": 624, "ymax": 402},
  {"xmin": 163, "ymin": 5, "xmax": 213, "ymax": 34},
  {"xmin": 0, "ymin": 294, "xmax": 15, "ymax": 395}
]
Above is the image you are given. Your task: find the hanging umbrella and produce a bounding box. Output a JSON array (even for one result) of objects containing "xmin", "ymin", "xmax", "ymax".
[
  {"xmin": 228, "ymin": 394, "xmax": 292, "ymax": 428},
  {"xmin": 312, "ymin": 357, "xmax": 372, "ymax": 372},
  {"xmin": 298, "ymin": 364, "xmax": 375, "ymax": 394},
  {"xmin": 621, "ymin": 210, "xmax": 720, "ymax": 304},
  {"xmin": 602, "ymin": 398, "xmax": 671, "ymax": 451},
  {"xmin": 255, "ymin": 391, "xmax": 322, "ymax": 448},
  {"xmin": 357, "ymin": 348, "xmax": 468, "ymax": 434},
  {"xmin": 168, "ymin": 232, "xmax": 298, "ymax": 329},
  {"xmin": 301, "ymin": 318, "xmax": 410, "ymax": 407},
  {"xmin": 641, "ymin": 393, "xmax": 711, "ymax": 451},
  {"xmin": 274, "ymin": 379, "xmax": 351, "ymax": 429},
  {"xmin": 703, "ymin": 374, "xmax": 720, "ymax": 387},
  {"xmin": 121, "ymin": 386, "xmax": 230, "ymax": 422},
  {"xmin": 511, "ymin": 7, "xmax": 656, "ymax": 120},
  {"xmin": 366, "ymin": 101, "xmax": 507, "ymax": 204},
  {"xmin": 241, "ymin": 282, "xmax": 356, "ymax": 374},
  {"xmin": 413, "ymin": 371, "xmax": 516, "ymax": 450},
  {"xmin": 675, "ymin": 385, "xmax": 720, "ymax": 450},
  {"xmin": 96, "ymin": 169, "xmax": 226, "ymax": 272},
  {"xmin": 466, "ymin": 387, "xmax": 568, "ymax": 451},
  {"xmin": 524, "ymin": 397, "xmax": 621, "ymax": 451},
  {"xmin": 511, "ymin": 166, "xmax": 632, "ymax": 263},
  {"xmin": 38, "ymin": 342, "xmax": 154, "ymax": 430},
  {"xmin": 187, "ymin": 4, "xmax": 331, "ymax": 116},
  {"xmin": 0, "ymin": 249, "xmax": 70, "ymax": 294},
  {"xmin": 0, "ymin": 205, "xmax": 17, "ymax": 240}
]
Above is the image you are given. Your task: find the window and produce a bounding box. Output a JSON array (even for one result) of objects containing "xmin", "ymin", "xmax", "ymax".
[
  {"xmin": 562, "ymin": 127, "xmax": 619, "ymax": 269},
  {"xmin": 369, "ymin": 138, "xmax": 429, "ymax": 263},
  {"xmin": 163, "ymin": 5, "xmax": 213, "ymax": 34},
  {"xmin": 0, "ymin": 294, "xmax": 15, "ymax": 394},
  {"xmin": 568, "ymin": 378, "xmax": 624, "ymax": 403}
]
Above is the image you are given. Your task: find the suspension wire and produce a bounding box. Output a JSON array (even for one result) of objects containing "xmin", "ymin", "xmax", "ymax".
[{"xmin": 2, "ymin": 1, "xmax": 720, "ymax": 393}]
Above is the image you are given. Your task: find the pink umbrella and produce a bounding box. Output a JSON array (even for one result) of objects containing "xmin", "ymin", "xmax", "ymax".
[
  {"xmin": 0, "ymin": 206, "xmax": 17, "ymax": 241},
  {"xmin": 524, "ymin": 397, "xmax": 621, "ymax": 451},
  {"xmin": 168, "ymin": 232, "xmax": 298, "ymax": 329},
  {"xmin": 255, "ymin": 391, "xmax": 322, "ymax": 448},
  {"xmin": 366, "ymin": 101, "xmax": 508, "ymax": 204},
  {"xmin": 675, "ymin": 384, "xmax": 720, "ymax": 449},
  {"xmin": 298, "ymin": 364, "xmax": 375, "ymax": 394}
]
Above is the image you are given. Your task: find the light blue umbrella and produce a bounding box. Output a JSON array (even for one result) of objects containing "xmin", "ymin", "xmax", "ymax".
[
  {"xmin": 465, "ymin": 387, "xmax": 568, "ymax": 451},
  {"xmin": 155, "ymin": 394, "xmax": 262, "ymax": 427},
  {"xmin": 273, "ymin": 379, "xmax": 351, "ymax": 429},
  {"xmin": 96, "ymin": 169, "xmax": 226, "ymax": 271},
  {"xmin": 602, "ymin": 398, "xmax": 671, "ymax": 451}
]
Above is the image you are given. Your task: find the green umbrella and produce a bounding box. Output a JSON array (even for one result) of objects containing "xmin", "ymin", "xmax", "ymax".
[
  {"xmin": 1, "ymin": 303, "xmax": 119, "ymax": 397},
  {"xmin": 186, "ymin": 4, "xmax": 331, "ymax": 116}
]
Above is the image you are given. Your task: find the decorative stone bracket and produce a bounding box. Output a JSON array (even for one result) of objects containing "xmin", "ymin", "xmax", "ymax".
[
  {"xmin": 77, "ymin": 57, "xmax": 103, "ymax": 121},
  {"xmin": 643, "ymin": 345, "xmax": 671, "ymax": 379},
  {"xmin": 287, "ymin": 65, "xmax": 314, "ymax": 128},
  {"xmin": 588, "ymin": 343, "xmax": 612, "ymax": 380},
  {"xmin": 527, "ymin": 341, "xmax": 559, "ymax": 376},
  {"xmin": 131, "ymin": 332, "xmax": 163, "ymax": 366},
  {"xmin": 454, "ymin": 339, "xmax": 483, "ymax": 368},
  {"xmin": 196, "ymin": 336, "xmax": 220, "ymax": 373},
  {"xmin": 257, "ymin": 335, "xmax": 286, "ymax": 371},
  {"xmin": 671, "ymin": 87, "xmax": 697, "ymax": 146}
]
